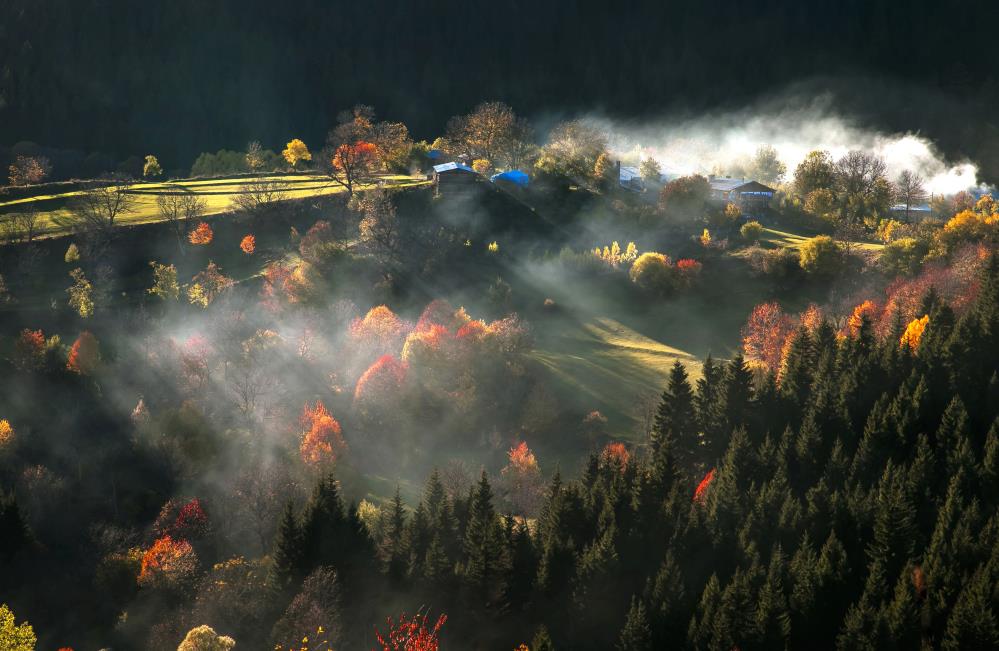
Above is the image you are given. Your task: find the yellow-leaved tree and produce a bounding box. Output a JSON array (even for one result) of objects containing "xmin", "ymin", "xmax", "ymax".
[
  {"xmin": 282, "ymin": 139, "xmax": 312, "ymax": 169},
  {"xmin": 0, "ymin": 604, "xmax": 36, "ymax": 651},
  {"xmin": 900, "ymin": 314, "xmax": 929, "ymax": 352}
]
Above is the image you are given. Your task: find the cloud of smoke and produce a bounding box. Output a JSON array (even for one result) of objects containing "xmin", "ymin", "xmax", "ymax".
[{"xmin": 589, "ymin": 95, "xmax": 982, "ymax": 195}]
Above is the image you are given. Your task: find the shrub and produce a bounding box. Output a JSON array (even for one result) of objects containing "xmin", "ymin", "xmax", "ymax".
[
  {"xmin": 879, "ymin": 237, "xmax": 929, "ymax": 277},
  {"xmin": 740, "ymin": 220, "xmax": 763, "ymax": 242},
  {"xmin": 798, "ymin": 235, "xmax": 844, "ymax": 277},
  {"xmin": 629, "ymin": 252, "xmax": 674, "ymax": 294}
]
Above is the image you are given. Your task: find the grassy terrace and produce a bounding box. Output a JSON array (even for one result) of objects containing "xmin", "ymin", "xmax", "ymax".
[
  {"xmin": 758, "ymin": 226, "xmax": 884, "ymax": 252},
  {"xmin": 0, "ymin": 173, "xmax": 429, "ymax": 239}
]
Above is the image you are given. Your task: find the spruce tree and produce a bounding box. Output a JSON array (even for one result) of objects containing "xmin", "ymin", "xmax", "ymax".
[
  {"xmin": 271, "ymin": 501, "xmax": 306, "ymax": 588},
  {"xmin": 616, "ymin": 596, "xmax": 653, "ymax": 651},
  {"xmin": 652, "ymin": 361, "xmax": 697, "ymax": 482},
  {"xmin": 382, "ymin": 486, "xmax": 409, "ymax": 583},
  {"xmin": 463, "ymin": 471, "xmax": 504, "ymax": 603},
  {"xmin": 0, "ymin": 491, "xmax": 30, "ymax": 563},
  {"xmin": 531, "ymin": 625, "xmax": 556, "ymax": 651},
  {"xmin": 942, "ymin": 567, "xmax": 999, "ymax": 650}
]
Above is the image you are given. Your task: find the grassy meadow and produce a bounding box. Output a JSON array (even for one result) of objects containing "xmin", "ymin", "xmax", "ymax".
[{"xmin": 0, "ymin": 173, "xmax": 429, "ymax": 238}]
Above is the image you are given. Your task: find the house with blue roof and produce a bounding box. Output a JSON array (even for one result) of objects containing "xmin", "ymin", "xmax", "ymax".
[{"xmin": 490, "ymin": 169, "xmax": 530, "ymax": 188}]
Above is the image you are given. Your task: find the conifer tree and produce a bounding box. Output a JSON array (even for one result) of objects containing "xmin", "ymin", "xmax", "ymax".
[
  {"xmin": 463, "ymin": 471, "xmax": 504, "ymax": 603},
  {"xmin": 942, "ymin": 567, "xmax": 999, "ymax": 650},
  {"xmin": 382, "ymin": 486, "xmax": 409, "ymax": 583},
  {"xmin": 531, "ymin": 625, "xmax": 556, "ymax": 651},
  {"xmin": 653, "ymin": 361, "xmax": 697, "ymax": 482},
  {"xmin": 616, "ymin": 596, "xmax": 653, "ymax": 651}
]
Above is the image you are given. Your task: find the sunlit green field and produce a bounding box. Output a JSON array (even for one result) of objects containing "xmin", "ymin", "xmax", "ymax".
[
  {"xmin": 531, "ymin": 316, "xmax": 701, "ymax": 437},
  {"xmin": 759, "ymin": 226, "xmax": 884, "ymax": 252},
  {"xmin": 0, "ymin": 173, "xmax": 429, "ymax": 238}
]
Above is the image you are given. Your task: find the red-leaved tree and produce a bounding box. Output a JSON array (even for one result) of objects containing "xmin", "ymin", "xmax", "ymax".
[{"xmin": 374, "ymin": 611, "xmax": 447, "ymax": 651}]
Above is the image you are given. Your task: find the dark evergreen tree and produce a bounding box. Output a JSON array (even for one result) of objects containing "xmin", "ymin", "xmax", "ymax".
[
  {"xmin": 463, "ymin": 471, "xmax": 504, "ymax": 604},
  {"xmin": 652, "ymin": 361, "xmax": 698, "ymax": 482},
  {"xmin": 616, "ymin": 596, "xmax": 652, "ymax": 651}
]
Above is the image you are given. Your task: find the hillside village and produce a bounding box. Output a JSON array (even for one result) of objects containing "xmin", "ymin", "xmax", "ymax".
[{"xmin": 3, "ymin": 96, "xmax": 999, "ymax": 650}]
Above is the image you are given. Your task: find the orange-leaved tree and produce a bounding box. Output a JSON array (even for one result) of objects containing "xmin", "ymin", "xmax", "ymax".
[
  {"xmin": 240, "ymin": 234, "xmax": 256, "ymax": 254},
  {"xmin": 138, "ymin": 535, "xmax": 198, "ymax": 588},
  {"xmin": 188, "ymin": 221, "xmax": 214, "ymax": 245},
  {"xmin": 742, "ymin": 301, "xmax": 795, "ymax": 374},
  {"xmin": 600, "ymin": 442, "xmax": 630, "ymax": 472},
  {"xmin": 328, "ymin": 141, "xmax": 378, "ymax": 196},
  {"xmin": 13, "ymin": 328, "xmax": 45, "ymax": 371},
  {"xmin": 900, "ymin": 314, "xmax": 930, "ymax": 352},
  {"xmin": 299, "ymin": 400, "xmax": 347, "ymax": 467},
  {"xmin": 67, "ymin": 331, "xmax": 101, "ymax": 375}
]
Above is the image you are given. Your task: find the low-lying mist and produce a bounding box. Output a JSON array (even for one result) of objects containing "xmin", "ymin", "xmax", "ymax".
[{"xmin": 589, "ymin": 93, "xmax": 982, "ymax": 194}]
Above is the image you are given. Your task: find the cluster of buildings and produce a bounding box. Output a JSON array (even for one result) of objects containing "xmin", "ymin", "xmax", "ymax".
[{"xmin": 428, "ymin": 151, "xmax": 778, "ymax": 218}]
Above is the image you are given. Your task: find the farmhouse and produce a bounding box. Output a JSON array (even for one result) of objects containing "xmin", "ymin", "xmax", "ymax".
[
  {"xmin": 708, "ymin": 176, "xmax": 775, "ymax": 215},
  {"xmin": 432, "ymin": 161, "xmax": 478, "ymax": 195}
]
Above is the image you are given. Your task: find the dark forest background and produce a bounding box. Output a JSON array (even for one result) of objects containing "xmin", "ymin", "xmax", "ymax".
[{"xmin": 3, "ymin": 0, "xmax": 999, "ymax": 179}]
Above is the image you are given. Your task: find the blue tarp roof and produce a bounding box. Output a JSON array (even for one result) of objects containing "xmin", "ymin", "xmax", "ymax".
[
  {"xmin": 433, "ymin": 161, "xmax": 474, "ymax": 174},
  {"xmin": 427, "ymin": 149, "xmax": 444, "ymax": 160},
  {"xmin": 490, "ymin": 169, "xmax": 530, "ymax": 186}
]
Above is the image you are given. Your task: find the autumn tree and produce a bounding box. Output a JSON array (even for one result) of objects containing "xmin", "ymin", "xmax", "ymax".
[
  {"xmin": 245, "ymin": 140, "xmax": 266, "ymax": 171},
  {"xmin": 0, "ymin": 604, "xmax": 35, "ymax": 651},
  {"xmin": 658, "ymin": 175, "xmax": 710, "ymax": 221},
  {"xmin": 741, "ymin": 301, "xmax": 794, "ymax": 372},
  {"xmin": 353, "ymin": 188, "xmax": 401, "ymax": 271},
  {"xmin": 896, "ymin": 170, "xmax": 928, "ymax": 222},
  {"xmin": 501, "ymin": 441, "xmax": 544, "ymax": 515},
  {"xmin": 143, "ymin": 154, "xmax": 163, "ymax": 178},
  {"xmin": 156, "ymin": 190, "xmax": 207, "ymax": 253},
  {"xmin": 12, "ymin": 329, "xmax": 45, "ymax": 372},
  {"xmin": 66, "ymin": 268, "xmax": 94, "ymax": 318},
  {"xmin": 629, "ymin": 252, "xmax": 675, "ymax": 295},
  {"xmin": 188, "ymin": 221, "xmax": 214, "ymax": 245},
  {"xmin": 299, "ymin": 401, "xmax": 347, "ymax": 468},
  {"xmin": 445, "ymin": 101, "xmax": 534, "ymax": 170},
  {"xmin": 148, "ymin": 261, "xmax": 180, "ymax": 301},
  {"xmin": 238, "ymin": 234, "xmax": 256, "ymax": 254},
  {"xmin": 374, "ymin": 611, "xmax": 447, "ymax": 651},
  {"xmin": 325, "ymin": 141, "xmax": 377, "ymax": 197},
  {"xmin": 187, "ymin": 261, "xmax": 233, "ymax": 308},
  {"xmin": 798, "ymin": 235, "xmax": 844, "ymax": 277},
  {"xmin": 283, "ymin": 138, "xmax": 312, "ymax": 169},
  {"xmin": 66, "ymin": 330, "xmax": 100, "ymax": 374},
  {"xmin": 138, "ymin": 535, "xmax": 198, "ymax": 589},
  {"xmin": 7, "ymin": 155, "xmax": 50, "ymax": 186},
  {"xmin": 534, "ymin": 120, "xmax": 608, "ymax": 182},
  {"xmin": 177, "ymin": 625, "xmax": 235, "ymax": 651}
]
